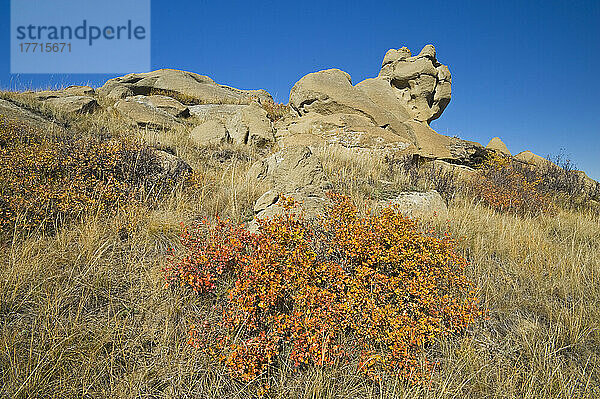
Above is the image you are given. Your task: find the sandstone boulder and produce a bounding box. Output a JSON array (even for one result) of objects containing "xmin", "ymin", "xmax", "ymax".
[
  {"xmin": 0, "ymin": 99, "xmax": 66, "ymax": 133},
  {"xmin": 188, "ymin": 104, "xmax": 246, "ymax": 121},
  {"xmin": 248, "ymin": 146, "xmax": 332, "ymax": 231},
  {"xmin": 131, "ymin": 95, "xmax": 190, "ymax": 117},
  {"xmin": 514, "ymin": 150, "xmax": 552, "ymax": 168},
  {"xmin": 226, "ymin": 102, "xmax": 274, "ymax": 147},
  {"xmin": 149, "ymin": 149, "xmax": 192, "ymax": 184},
  {"xmin": 431, "ymin": 159, "xmax": 479, "ymax": 181},
  {"xmin": 288, "ymin": 68, "xmax": 415, "ymax": 143},
  {"xmin": 98, "ymin": 69, "xmax": 273, "ymax": 105},
  {"xmin": 249, "ymin": 146, "xmax": 331, "ymax": 193},
  {"xmin": 280, "ymin": 45, "xmax": 487, "ymax": 164},
  {"xmin": 486, "ymin": 137, "xmax": 511, "ymax": 156},
  {"xmin": 45, "ymin": 96, "xmax": 99, "ymax": 114},
  {"xmin": 29, "ymin": 85, "xmax": 96, "ymax": 101},
  {"xmin": 274, "ymin": 112, "xmax": 414, "ymax": 152},
  {"xmin": 378, "ymin": 45, "xmax": 451, "ymax": 123},
  {"xmin": 381, "ymin": 190, "xmax": 448, "ymax": 218},
  {"xmin": 189, "ymin": 120, "xmax": 229, "ymax": 146},
  {"xmin": 114, "ymin": 97, "xmax": 180, "ymax": 128}
]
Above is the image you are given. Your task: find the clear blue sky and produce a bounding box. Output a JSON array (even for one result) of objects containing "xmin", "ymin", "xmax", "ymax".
[{"xmin": 1, "ymin": 0, "xmax": 598, "ymax": 179}]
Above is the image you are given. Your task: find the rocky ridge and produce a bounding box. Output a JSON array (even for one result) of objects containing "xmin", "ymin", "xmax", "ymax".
[{"xmin": 2, "ymin": 44, "xmax": 596, "ymax": 222}]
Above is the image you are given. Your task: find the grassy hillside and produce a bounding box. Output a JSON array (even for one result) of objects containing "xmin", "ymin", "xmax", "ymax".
[{"xmin": 1, "ymin": 93, "xmax": 599, "ymax": 398}]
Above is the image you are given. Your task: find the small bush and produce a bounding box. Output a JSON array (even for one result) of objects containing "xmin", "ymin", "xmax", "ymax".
[
  {"xmin": 472, "ymin": 154, "xmax": 555, "ymax": 215},
  {"xmin": 164, "ymin": 194, "xmax": 481, "ymax": 384},
  {"xmin": 261, "ymin": 100, "xmax": 289, "ymax": 122},
  {"xmin": 0, "ymin": 117, "xmax": 181, "ymax": 237}
]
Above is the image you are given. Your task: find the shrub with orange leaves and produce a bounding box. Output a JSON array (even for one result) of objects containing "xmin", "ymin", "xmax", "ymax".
[
  {"xmin": 472, "ymin": 153, "xmax": 554, "ymax": 215},
  {"xmin": 164, "ymin": 194, "xmax": 481, "ymax": 384},
  {"xmin": 0, "ymin": 117, "xmax": 184, "ymax": 238}
]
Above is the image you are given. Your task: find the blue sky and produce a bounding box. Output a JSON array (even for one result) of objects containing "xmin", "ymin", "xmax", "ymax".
[{"xmin": 1, "ymin": 0, "xmax": 599, "ymax": 179}]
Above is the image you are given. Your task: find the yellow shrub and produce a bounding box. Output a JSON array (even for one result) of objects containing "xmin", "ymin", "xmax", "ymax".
[{"xmin": 0, "ymin": 117, "xmax": 176, "ymax": 237}]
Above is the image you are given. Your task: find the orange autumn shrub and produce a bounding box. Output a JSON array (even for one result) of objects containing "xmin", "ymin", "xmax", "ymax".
[
  {"xmin": 0, "ymin": 117, "xmax": 181, "ymax": 237},
  {"xmin": 164, "ymin": 194, "xmax": 481, "ymax": 384},
  {"xmin": 473, "ymin": 153, "xmax": 554, "ymax": 215}
]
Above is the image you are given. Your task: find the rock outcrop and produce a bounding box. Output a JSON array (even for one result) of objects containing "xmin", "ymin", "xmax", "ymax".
[
  {"xmin": 45, "ymin": 96, "xmax": 99, "ymax": 114},
  {"xmin": 149, "ymin": 149, "xmax": 192, "ymax": 184},
  {"xmin": 514, "ymin": 150, "xmax": 553, "ymax": 168},
  {"xmin": 248, "ymin": 146, "xmax": 332, "ymax": 231},
  {"xmin": 378, "ymin": 45, "xmax": 451, "ymax": 123},
  {"xmin": 380, "ymin": 190, "xmax": 448, "ymax": 218},
  {"xmin": 113, "ymin": 96, "xmax": 181, "ymax": 128},
  {"xmin": 98, "ymin": 69, "xmax": 273, "ymax": 104},
  {"xmin": 226, "ymin": 102, "xmax": 275, "ymax": 147},
  {"xmin": 189, "ymin": 120, "xmax": 229, "ymax": 146},
  {"xmin": 486, "ymin": 137, "xmax": 511, "ymax": 156},
  {"xmin": 277, "ymin": 45, "xmax": 485, "ymax": 164}
]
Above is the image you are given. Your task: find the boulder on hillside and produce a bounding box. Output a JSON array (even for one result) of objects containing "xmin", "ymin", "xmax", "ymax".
[
  {"xmin": 380, "ymin": 190, "xmax": 448, "ymax": 218},
  {"xmin": 486, "ymin": 137, "xmax": 511, "ymax": 156},
  {"xmin": 274, "ymin": 112, "xmax": 415, "ymax": 152},
  {"xmin": 279, "ymin": 45, "xmax": 485, "ymax": 164},
  {"xmin": 149, "ymin": 149, "xmax": 192, "ymax": 184},
  {"xmin": 45, "ymin": 96, "xmax": 99, "ymax": 114},
  {"xmin": 248, "ymin": 146, "xmax": 332, "ymax": 193},
  {"xmin": 288, "ymin": 68, "xmax": 415, "ymax": 143},
  {"xmin": 0, "ymin": 98, "xmax": 66, "ymax": 133},
  {"xmin": 226, "ymin": 102, "xmax": 275, "ymax": 147},
  {"xmin": 98, "ymin": 69, "xmax": 273, "ymax": 105},
  {"xmin": 514, "ymin": 150, "xmax": 553, "ymax": 168},
  {"xmin": 29, "ymin": 85, "xmax": 96, "ymax": 101},
  {"xmin": 248, "ymin": 146, "xmax": 332, "ymax": 232},
  {"xmin": 130, "ymin": 95, "xmax": 190, "ymax": 118},
  {"xmin": 189, "ymin": 120, "xmax": 229, "ymax": 146},
  {"xmin": 188, "ymin": 104, "xmax": 247, "ymax": 121},
  {"xmin": 431, "ymin": 159, "xmax": 479, "ymax": 181},
  {"xmin": 114, "ymin": 97, "xmax": 181, "ymax": 128}
]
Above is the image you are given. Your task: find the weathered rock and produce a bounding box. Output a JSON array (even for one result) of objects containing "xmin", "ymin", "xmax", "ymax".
[
  {"xmin": 378, "ymin": 44, "xmax": 451, "ymax": 123},
  {"xmin": 514, "ymin": 150, "xmax": 552, "ymax": 168},
  {"xmin": 288, "ymin": 68, "xmax": 415, "ymax": 142},
  {"xmin": 62, "ymin": 85, "xmax": 96, "ymax": 97},
  {"xmin": 29, "ymin": 85, "xmax": 96, "ymax": 101},
  {"xmin": 249, "ymin": 146, "xmax": 331, "ymax": 193},
  {"xmin": 131, "ymin": 95, "xmax": 190, "ymax": 117},
  {"xmin": 431, "ymin": 160, "xmax": 479, "ymax": 181},
  {"xmin": 381, "ymin": 190, "xmax": 448, "ymax": 218},
  {"xmin": 188, "ymin": 104, "xmax": 246, "ymax": 121},
  {"xmin": 275, "ymin": 112, "xmax": 414, "ymax": 152},
  {"xmin": 189, "ymin": 120, "xmax": 229, "ymax": 146},
  {"xmin": 0, "ymin": 98, "xmax": 66, "ymax": 133},
  {"xmin": 226, "ymin": 102, "xmax": 274, "ymax": 147},
  {"xmin": 45, "ymin": 96, "xmax": 99, "ymax": 114},
  {"xmin": 281, "ymin": 46, "xmax": 486, "ymax": 163},
  {"xmin": 253, "ymin": 190, "xmax": 280, "ymax": 214},
  {"xmin": 98, "ymin": 69, "xmax": 273, "ymax": 105},
  {"xmin": 114, "ymin": 97, "xmax": 180, "ymax": 128},
  {"xmin": 248, "ymin": 146, "xmax": 332, "ymax": 232},
  {"xmin": 486, "ymin": 137, "xmax": 511, "ymax": 156}
]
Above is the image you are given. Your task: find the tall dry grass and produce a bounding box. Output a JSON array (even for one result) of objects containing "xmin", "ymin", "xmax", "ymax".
[{"xmin": 1, "ymin": 94, "xmax": 599, "ymax": 397}]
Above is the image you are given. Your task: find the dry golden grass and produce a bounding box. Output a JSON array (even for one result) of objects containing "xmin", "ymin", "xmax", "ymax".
[{"xmin": 1, "ymin": 93, "xmax": 599, "ymax": 397}]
